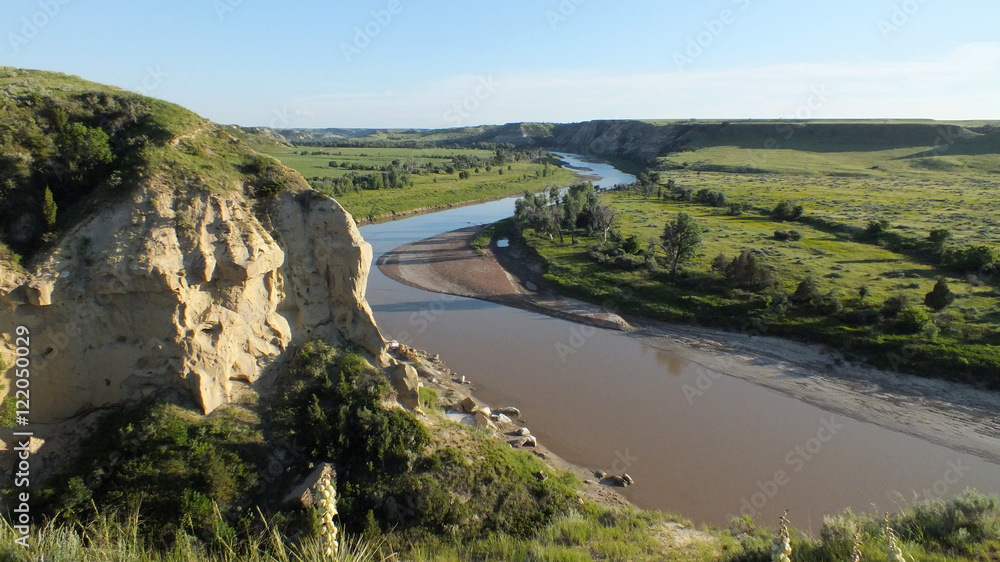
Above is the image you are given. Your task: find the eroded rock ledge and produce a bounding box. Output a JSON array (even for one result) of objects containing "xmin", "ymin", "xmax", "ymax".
[{"xmin": 1, "ymin": 183, "xmax": 385, "ymax": 421}]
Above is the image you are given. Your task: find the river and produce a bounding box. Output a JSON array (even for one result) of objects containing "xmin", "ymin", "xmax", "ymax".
[{"xmin": 359, "ymin": 153, "xmax": 1000, "ymax": 530}]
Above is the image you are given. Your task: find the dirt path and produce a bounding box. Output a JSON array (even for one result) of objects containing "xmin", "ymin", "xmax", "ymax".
[{"xmin": 378, "ymin": 226, "xmax": 1000, "ymax": 466}]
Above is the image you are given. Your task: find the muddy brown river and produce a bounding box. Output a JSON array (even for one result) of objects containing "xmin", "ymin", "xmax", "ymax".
[{"xmin": 359, "ymin": 154, "xmax": 1000, "ymax": 530}]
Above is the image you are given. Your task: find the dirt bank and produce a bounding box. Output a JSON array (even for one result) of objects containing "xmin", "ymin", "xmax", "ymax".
[{"xmin": 378, "ymin": 226, "xmax": 1000, "ymax": 466}]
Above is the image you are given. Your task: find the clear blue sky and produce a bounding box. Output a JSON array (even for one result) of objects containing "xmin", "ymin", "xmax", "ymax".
[{"xmin": 3, "ymin": 0, "xmax": 999, "ymax": 127}]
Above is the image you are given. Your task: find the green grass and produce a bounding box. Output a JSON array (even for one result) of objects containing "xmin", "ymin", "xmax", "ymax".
[
  {"xmin": 471, "ymin": 217, "xmax": 516, "ymax": 253},
  {"xmin": 259, "ymin": 146, "xmax": 579, "ymax": 222},
  {"xmin": 515, "ymin": 178, "xmax": 1000, "ymax": 385}
]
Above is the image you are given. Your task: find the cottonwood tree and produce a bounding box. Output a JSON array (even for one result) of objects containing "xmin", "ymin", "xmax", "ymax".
[
  {"xmin": 591, "ymin": 203, "xmax": 618, "ymax": 243},
  {"xmin": 659, "ymin": 212, "xmax": 702, "ymax": 277}
]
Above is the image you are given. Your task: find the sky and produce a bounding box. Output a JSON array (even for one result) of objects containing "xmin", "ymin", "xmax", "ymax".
[{"xmin": 2, "ymin": 0, "xmax": 999, "ymax": 128}]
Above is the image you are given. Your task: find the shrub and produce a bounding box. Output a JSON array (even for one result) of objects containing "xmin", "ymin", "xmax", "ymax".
[
  {"xmin": 862, "ymin": 219, "xmax": 892, "ymax": 241},
  {"xmin": 881, "ymin": 295, "xmax": 909, "ymax": 318},
  {"xmin": 621, "ymin": 234, "xmax": 644, "ymax": 255},
  {"xmin": 898, "ymin": 489, "xmax": 1000, "ymax": 554},
  {"xmin": 787, "ymin": 230, "xmax": 802, "ymax": 241},
  {"xmin": 588, "ymin": 243, "xmax": 646, "ymax": 271},
  {"xmin": 894, "ymin": 306, "xmax": 931, "ymax": 334},
  {"xmin": 726, "ymin": 202, "xmax": 746, "ymax": 216},
  {"xmin": 242, "ymin": 154, "xmax": 291, "ymax": 197},
  {"xmin": 694, "ymin": 188, "xmax": 727, "ymax": 207},
  {"xmin": 711, "ymin": 252, "xmax": 729, "ymax": 273},
  {"xmin": 925, "ymin": 277, "xmax": 956, "ymax": 311},
  {"xmin": 791, "ymin": 276, "xmax": 821, "ymax": 304},
  {"xmin": 774, "ymin": 230, "xmax": 791, "ymax": 241},
  {"xmin": 942, "ymin": 244, "xmax": 1000, "ymax": 273},
  {"xmin": 723, "ymin": 250, "xmax": 776, "ymax": 291},
  {"xmin": 842, "ymin": 308, "xmax": 883, "ymax": 326},
  {"xmin": 772, "ymin": 200, "xmax": 804, "ymax": 221}
]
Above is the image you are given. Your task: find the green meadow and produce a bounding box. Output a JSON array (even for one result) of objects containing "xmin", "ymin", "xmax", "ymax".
[{"xmin": 258, "ymin": 145, "xmax": 578, "ymax": 222}]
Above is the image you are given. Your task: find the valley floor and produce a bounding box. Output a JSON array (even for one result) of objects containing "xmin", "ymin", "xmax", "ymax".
[{"xmin": 378, "ymin": 225, "xmax": 1000, "ymax": 467}]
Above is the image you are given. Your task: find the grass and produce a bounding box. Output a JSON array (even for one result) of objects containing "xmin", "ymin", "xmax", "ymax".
[
  {"xmin": 470, "ymin": 217, "xmax": 516, "ymax": 253},
  {"xmin": 0, "ymin": 506, "xmax": 390, "ymax": 561},
  {"xmin": 258, "ymin": 146, "xmax": 578, "ymax": 222}
]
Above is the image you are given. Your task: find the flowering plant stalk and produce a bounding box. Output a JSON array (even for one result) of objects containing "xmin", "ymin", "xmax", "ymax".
[
  {"xmin": 771, "ymin": 510, "xmax": 792, "ymax": 562},
  {"xmin": 316, "ymin": 475, "xmax": 339, "ymax": 559}
]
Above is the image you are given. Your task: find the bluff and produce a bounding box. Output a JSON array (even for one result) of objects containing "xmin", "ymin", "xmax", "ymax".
[{"xmin": 0, "ymin": 69, "xmax": 385, "ymax": 423}]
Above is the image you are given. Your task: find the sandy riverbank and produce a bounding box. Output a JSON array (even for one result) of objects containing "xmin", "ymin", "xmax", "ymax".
[{"xmin": 378, "ymin": 225, "xmax": 1000, "ymax": 466}]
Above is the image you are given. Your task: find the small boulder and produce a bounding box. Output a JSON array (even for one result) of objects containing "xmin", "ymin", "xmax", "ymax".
[
  {"xmin": 494, "ymin": 413, "xmax": 511, "ymax": 425},
  {"xmin": 458, "ymin": 396, "xmax": 480, "ymax": 413},
  {"xmin": 282, "ymin": 462, "xmax": 336, "ymax": 508},
  {"xmin": 494, "ymin": 406, "xmax": 521, "ymax": 418},
  {"xmin": 388, "ymin": 363, "xmax": 420, "ymax": 410},
  {"xmin": 472, "ymin": 410, "xmax": 498, "ymax": 432},
  {"xmin": 516, "ymin": 427, "xmax": 531, "ymax": 436},
  {"xmin": 516, "ymin": 435, "xmax": 537, "ymax": 447},
  {"xmin": 594, "ymin": 470, "xmax": 607, "ymax": 479},
  {"xmin": 622, "ymin": 473, "xmax": 634, "ymax": 485},
  {"xmin": 606, "ymin": 474, "xmax": 628, "ymax": 487}
]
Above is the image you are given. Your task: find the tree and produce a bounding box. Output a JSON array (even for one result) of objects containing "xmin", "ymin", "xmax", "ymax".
[
  {"xmin": 591, "ymin": 203, "xmax": 618, "ymax": 243},
  {"xmin": 928, "ymin": 228, "xmax": 952, "ymax": 248},
  {"xmin": 659, "ymin": 212, "xmax": 702, "ymax": 276},
  {"xmin": 791, "ymin": 276, "xmax": 820, "ymax": 304},
  {"xmin": 772, "ymin": 200, "xmax": 804, "ymax": 221},
  {"xmin": 722, "ymin": 250, "xmax": 775, "ymax": 291},
  {"xmin": 56, "ymin": 122, "xmax": 114, "ymax": 173},
  {"xmin": 636, "ymin": 171, "xmax": 660, "ymax": 200},
  {"xmin": 42, "ymin": 187, "xmax": 57, "ymax": 230},
  {"xmin": 858, "ymin": 285, "xmax": 872, "ymax": 304},
  {"xmin": 924, "ymin": 277, "xmax": 956, "ymax": 311},
  {"xmin": 711, "ymin": 252, "xmax": 729, "ymax": 273},
  {"xmin": 864, "ymin": 219, "xmax": 892, "ymax": 241}
]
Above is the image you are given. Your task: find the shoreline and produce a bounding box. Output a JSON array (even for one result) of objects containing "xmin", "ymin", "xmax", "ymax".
[
  {"xmin": 385, "ymin": 344, "xmax": 636, "ymax": 511},
  {"xmin": 378, "ymin": 225, "xmax": 1000, "ymax": 467}
]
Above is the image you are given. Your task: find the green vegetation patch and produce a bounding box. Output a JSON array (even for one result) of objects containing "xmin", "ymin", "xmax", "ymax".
[{"xmin": 260, "ymin": 145, "xmax": 578, "ymax": 222}]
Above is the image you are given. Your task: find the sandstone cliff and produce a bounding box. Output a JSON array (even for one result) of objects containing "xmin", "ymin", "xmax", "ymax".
[{"xmin": 0, "ymin": 180, "xmax": 385, "ymax": 422}]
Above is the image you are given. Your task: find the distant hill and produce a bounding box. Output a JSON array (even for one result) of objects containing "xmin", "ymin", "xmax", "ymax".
[{"xmin": 265, "ymin": 118, "xmax": 1000, "ymax": 175}]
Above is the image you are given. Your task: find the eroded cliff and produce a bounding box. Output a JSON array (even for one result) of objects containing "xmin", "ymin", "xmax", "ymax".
[{"xmin": 0, "ymin": 180, "xmax": 384, "ymax": 422}]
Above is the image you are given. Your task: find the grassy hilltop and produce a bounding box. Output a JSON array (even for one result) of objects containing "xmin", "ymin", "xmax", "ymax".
[{"xmin": 0, "ymin": 67, "xmax": 304, "ymax": 269}]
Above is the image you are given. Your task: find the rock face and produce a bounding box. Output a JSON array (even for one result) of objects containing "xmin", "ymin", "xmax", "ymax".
[
  {"xmin": 0, "ymin": 183, "xmax": 384, "ymax": 421},
  {"xmin": 387, "ymin": 363, "xmax": 420, "ymax": 411}
]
